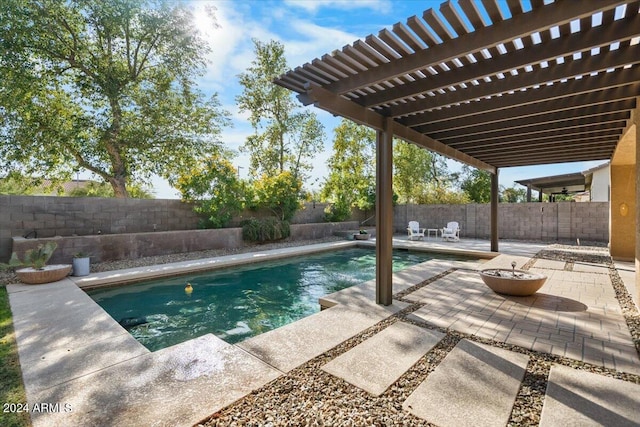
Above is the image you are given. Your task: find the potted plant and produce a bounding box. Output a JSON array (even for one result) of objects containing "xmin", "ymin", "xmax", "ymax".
[
  {"xmin": 0, "ymin": 242, "xmax": 72, "ymax": 284},
  {"xmin": 72, "ymin": 252, "xmax": 91, "ymax": 277}
]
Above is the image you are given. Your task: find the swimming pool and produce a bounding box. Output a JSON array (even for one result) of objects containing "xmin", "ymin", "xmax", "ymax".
[{"xmin": 87, "ymin": 248, "xmax": 463, "ymax": 351}]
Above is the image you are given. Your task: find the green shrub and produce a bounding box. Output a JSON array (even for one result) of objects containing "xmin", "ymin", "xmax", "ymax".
[
  {"xmin": 176, "ymin": 155, "xmax": 244, "ymax": 229},
  {"xmin": 251, "ymin": 172, "xmax": 302, "ymax": 221},
  {"xmin": 242, "ymin": 218, "xmax": 290, "ymax": 243},
  {"xmin": 323, "ymin": 197, "xmax": 351, "ymax": 222}
]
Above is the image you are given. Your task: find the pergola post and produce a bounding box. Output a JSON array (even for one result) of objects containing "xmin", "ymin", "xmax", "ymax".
[
  {"xmin": 491, "ymin": 170, "xmax": 499, "ymax": 252},
  {"xmin": 376, "ymin": 118, "xmax": 393, "ymax": 306},
  {"xmin": 635, "ymin": 103, "xmax": 640, "ymax": 306}
]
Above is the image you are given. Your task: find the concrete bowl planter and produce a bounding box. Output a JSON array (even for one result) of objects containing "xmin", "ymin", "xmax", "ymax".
[
  {"xmin": 16, "ymin": 264, "xmax": 72, "ymax": 284},
  {"xmin": 354, "ymin": 233, "xmax": 370, "ymax": 240},
  {"xmin": 479, "ymin": 268, "xmax": 547, "ymax": 297}
]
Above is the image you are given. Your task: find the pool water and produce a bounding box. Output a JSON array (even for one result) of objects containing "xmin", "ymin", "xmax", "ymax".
[{"xmin": 87, "ymin": 248, "xmax": 458, "ymax": 351}]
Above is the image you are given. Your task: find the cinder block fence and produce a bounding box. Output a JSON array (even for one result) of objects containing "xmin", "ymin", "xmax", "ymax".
[{"xmin": 1, "ymin": 195, "xmax": 608, "ymax": 262}]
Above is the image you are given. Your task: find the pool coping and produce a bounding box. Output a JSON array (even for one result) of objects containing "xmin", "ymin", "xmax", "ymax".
[{"xmin": 69, "ymin": 238, "xmax": 497, "ymax": 290}]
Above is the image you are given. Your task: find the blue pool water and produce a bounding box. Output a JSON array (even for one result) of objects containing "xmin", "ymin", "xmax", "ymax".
[{"xmin": 87, "ymin": 248, "xmax": 462, "ymax": 351}]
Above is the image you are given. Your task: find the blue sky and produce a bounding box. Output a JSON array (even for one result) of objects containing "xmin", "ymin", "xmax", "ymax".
[{"xmin": 150, "ymin": 0, "xmax": 607, "ymax": 198}]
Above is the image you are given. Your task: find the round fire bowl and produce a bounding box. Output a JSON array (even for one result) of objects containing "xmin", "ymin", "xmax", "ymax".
[{"xmin": 479, "ymin": 269, "xmax": 547, "ymax": 297}]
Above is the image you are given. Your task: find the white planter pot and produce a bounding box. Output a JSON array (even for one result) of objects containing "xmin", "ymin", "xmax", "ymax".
[{"xmin": 72, "ymin": 257, "xmax": 91, "ymax": 277}]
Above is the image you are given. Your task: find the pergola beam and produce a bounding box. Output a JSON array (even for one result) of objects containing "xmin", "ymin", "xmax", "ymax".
[
  {"xmin": 298, "ymin": 83, "xmax": 496, "ymax": 174},
  {"xmin": 482, "ymin": 146, "xmax": 616, "ymax": 162},
  {"xmin": 386, "ymin": 45, "xmax": 640, "ymax": 118},
  {"xmin": 326, "ymin": 0, "xmax": 627, "ymax": 94},
  {"xmin": 411, "ymin": 92, "xmax": 638, "ymax": 133},
  {"xmin": 360, "ymin": 12, "xmax": 640, "ymax": 108},
  {"xmin": 419, "ymin": 100, "xmax": 636, "ymax": 138},
  {"xmin": 441, "ymin": 115, "xmax": 628, "ymax": 145},
  {"xmin": 399, "ymin": 71, "xmax": 640, "ymax": 127},
  {"xmin": 465, "ymin": 137, "xmax": 620, "ymax": 157},
  {"xmin": 493, "ymin": 154, "xmax": 613, "ymax": 168}
]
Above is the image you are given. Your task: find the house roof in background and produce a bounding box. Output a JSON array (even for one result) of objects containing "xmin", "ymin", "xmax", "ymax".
[{"xmin": 515, "ymin": 172, "xmax": 586, "ymax": 194}]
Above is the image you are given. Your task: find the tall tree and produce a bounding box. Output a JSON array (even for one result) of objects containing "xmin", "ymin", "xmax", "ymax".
[
  {"xmin": 501, "ymin": 186, "xmax": 527, "ymax": 203},
  {"xmin": 236, "ymin": 39, "xmax": 324, "ymax": 182},
  {"xmin": 0, "ymin": 0, "xmax": 229, "ymax": 197},
  {"xmin": 321, "ymin": 119, "xmax": 376, "ymax": 212},
  {"xmin": 394, "ymin": 140, "xmax": 465, "ymax": 204},
  {"xmin": 460, "ymin": 165, "xmax": 492, "ymax": 203}
]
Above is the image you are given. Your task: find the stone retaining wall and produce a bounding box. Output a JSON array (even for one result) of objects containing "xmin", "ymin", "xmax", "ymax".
[
  {"xmin": 11, "ymin": 221, "xmax": 360, "ymax": 264},
  {"xmin": 0, "ymin": 195, "xmax": 359, "ymax": 261}
]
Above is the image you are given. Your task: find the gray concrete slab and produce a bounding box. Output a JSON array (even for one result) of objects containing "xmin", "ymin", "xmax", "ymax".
[
  {"xmin": 540, "ymin": 365, "xmax": 640, "ymax": 427},
  {"xmin": 405, "ymin": 267, "xmax": 640, "ymax": 375},
  {"xmin": 389, "ymin": 236, "xmax": 547, "ymax": 258},
  {"xmin": 21, "ymin": 331, "xmax": 148, "ymax": 393},
  {"xmin": 572, "ymin": 261, "xmax": 610, "ymax": 274},
  {"xmin": 238, "ymin": 301, "xmax": 408, "ymax": 373},
  {"xmin": 8, "ymin": 279, "xmax": 136, "ymax": 359},
  {"xmin": 29, "ymin": 334, "xmax": 282, "ymax": 427},
  {"xmin": 403, "ymin": 339, "xmax": 530, "ymax": 427},
  {"xmin": 322, "ymin": 321, "xmax": 444, "ymax": 395},
  {"xmin": 534, "ymin": 259, "xmax": 568, "ymax": 270}
]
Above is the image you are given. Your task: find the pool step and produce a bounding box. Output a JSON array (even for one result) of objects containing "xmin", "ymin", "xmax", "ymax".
[{"xmin": 237, "ymin": 301, "xmax": 409, "ymax": 372}]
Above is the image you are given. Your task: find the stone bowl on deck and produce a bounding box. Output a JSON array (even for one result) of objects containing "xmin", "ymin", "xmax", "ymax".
[
  {"xmin": 16, "ymin": 264, "xmax": 72, "ymax": 284},
  {"xmin": 479, "ymin": 269, "xmax": 547, "ymax": 297}
]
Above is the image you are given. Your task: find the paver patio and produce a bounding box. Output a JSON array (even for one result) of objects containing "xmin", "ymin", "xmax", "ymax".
[{"xmin": 405, "ymin": 256, "xmax": 640, "ymax": 375}]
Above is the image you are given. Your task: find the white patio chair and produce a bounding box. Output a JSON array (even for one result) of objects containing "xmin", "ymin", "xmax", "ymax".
[
  {"xmin": 407, "ymin": 221, "xmax": 425, "ymax": 241},
  {"xmin": 441, "ymin": 221, "xmax": 460, "ymax": 241}
]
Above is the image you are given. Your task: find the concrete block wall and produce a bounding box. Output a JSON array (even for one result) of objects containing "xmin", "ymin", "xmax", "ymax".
[
  {"xmin": 1, "ymin": 195, "xmax": 609, "ymax": 262},
  {"xmin": 394, "ymin": 202, "xmax": 609, "ymax": 243},
  {"xmin": 1, "ymin": 195, "xmax": 202, "ymax": 261},
  {"xmin": 0, "ymin": 195, "xmax": 362, "ymax": 261},
  {"xmin": 11, "ymin": 221, "xmax": 360, "ymax": 264}
]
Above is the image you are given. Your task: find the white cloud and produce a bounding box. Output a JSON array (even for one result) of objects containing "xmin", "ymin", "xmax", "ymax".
[
  {"xmin": 283, "ymin": 20, "xmax": 363, "ymax": 65},
  {"xmin": 284, "ymin": 0, "xmax": 392, "ymax": 14}
]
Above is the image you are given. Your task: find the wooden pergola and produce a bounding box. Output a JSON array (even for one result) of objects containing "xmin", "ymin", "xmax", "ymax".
[{"xmin": 274, "ymin": 0, "xmax": 640, "ymax": 305}]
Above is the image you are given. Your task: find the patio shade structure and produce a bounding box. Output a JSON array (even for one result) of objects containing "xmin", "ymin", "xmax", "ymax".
[
  {"xmin": 515, "ymin": 172, "xmax": 586, "ymax": 201},
  {"xmin": 274, "ymin": 0, "xmax": 640, "ymax": 305}
]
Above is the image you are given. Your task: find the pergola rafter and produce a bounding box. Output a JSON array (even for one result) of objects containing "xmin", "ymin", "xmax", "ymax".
[{"xmin": 274, "ymin": 0, "xmax": 640, "ymax": 305}]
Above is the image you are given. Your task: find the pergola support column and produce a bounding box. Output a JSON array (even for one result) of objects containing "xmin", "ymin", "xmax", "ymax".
[
  {"xmin": 376, "ymin": 118, "xmax": 394, "ymax": 306},
  {"xmin": 635, "ymin": 103, "xmax": 640, "ymax": 306},
  {"xmin": 491, "ymin": 170, "xmax": 499, "ymax": 252}
]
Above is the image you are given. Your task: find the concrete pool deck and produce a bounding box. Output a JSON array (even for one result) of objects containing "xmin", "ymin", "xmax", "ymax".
[{"xmin": 7, "ymin": 237, "xmax": 640, "ymax": 426}]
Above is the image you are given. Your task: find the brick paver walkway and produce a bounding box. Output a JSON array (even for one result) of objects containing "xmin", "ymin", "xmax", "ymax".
[{"xmin": 405, "ymin": 256, "xmax": 640, "ymax": 375}]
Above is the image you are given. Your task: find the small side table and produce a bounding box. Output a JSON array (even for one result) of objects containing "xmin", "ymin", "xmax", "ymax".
[{"xmin": 427, "ymin": 228, "xmax": 439, "ymax": 239}]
